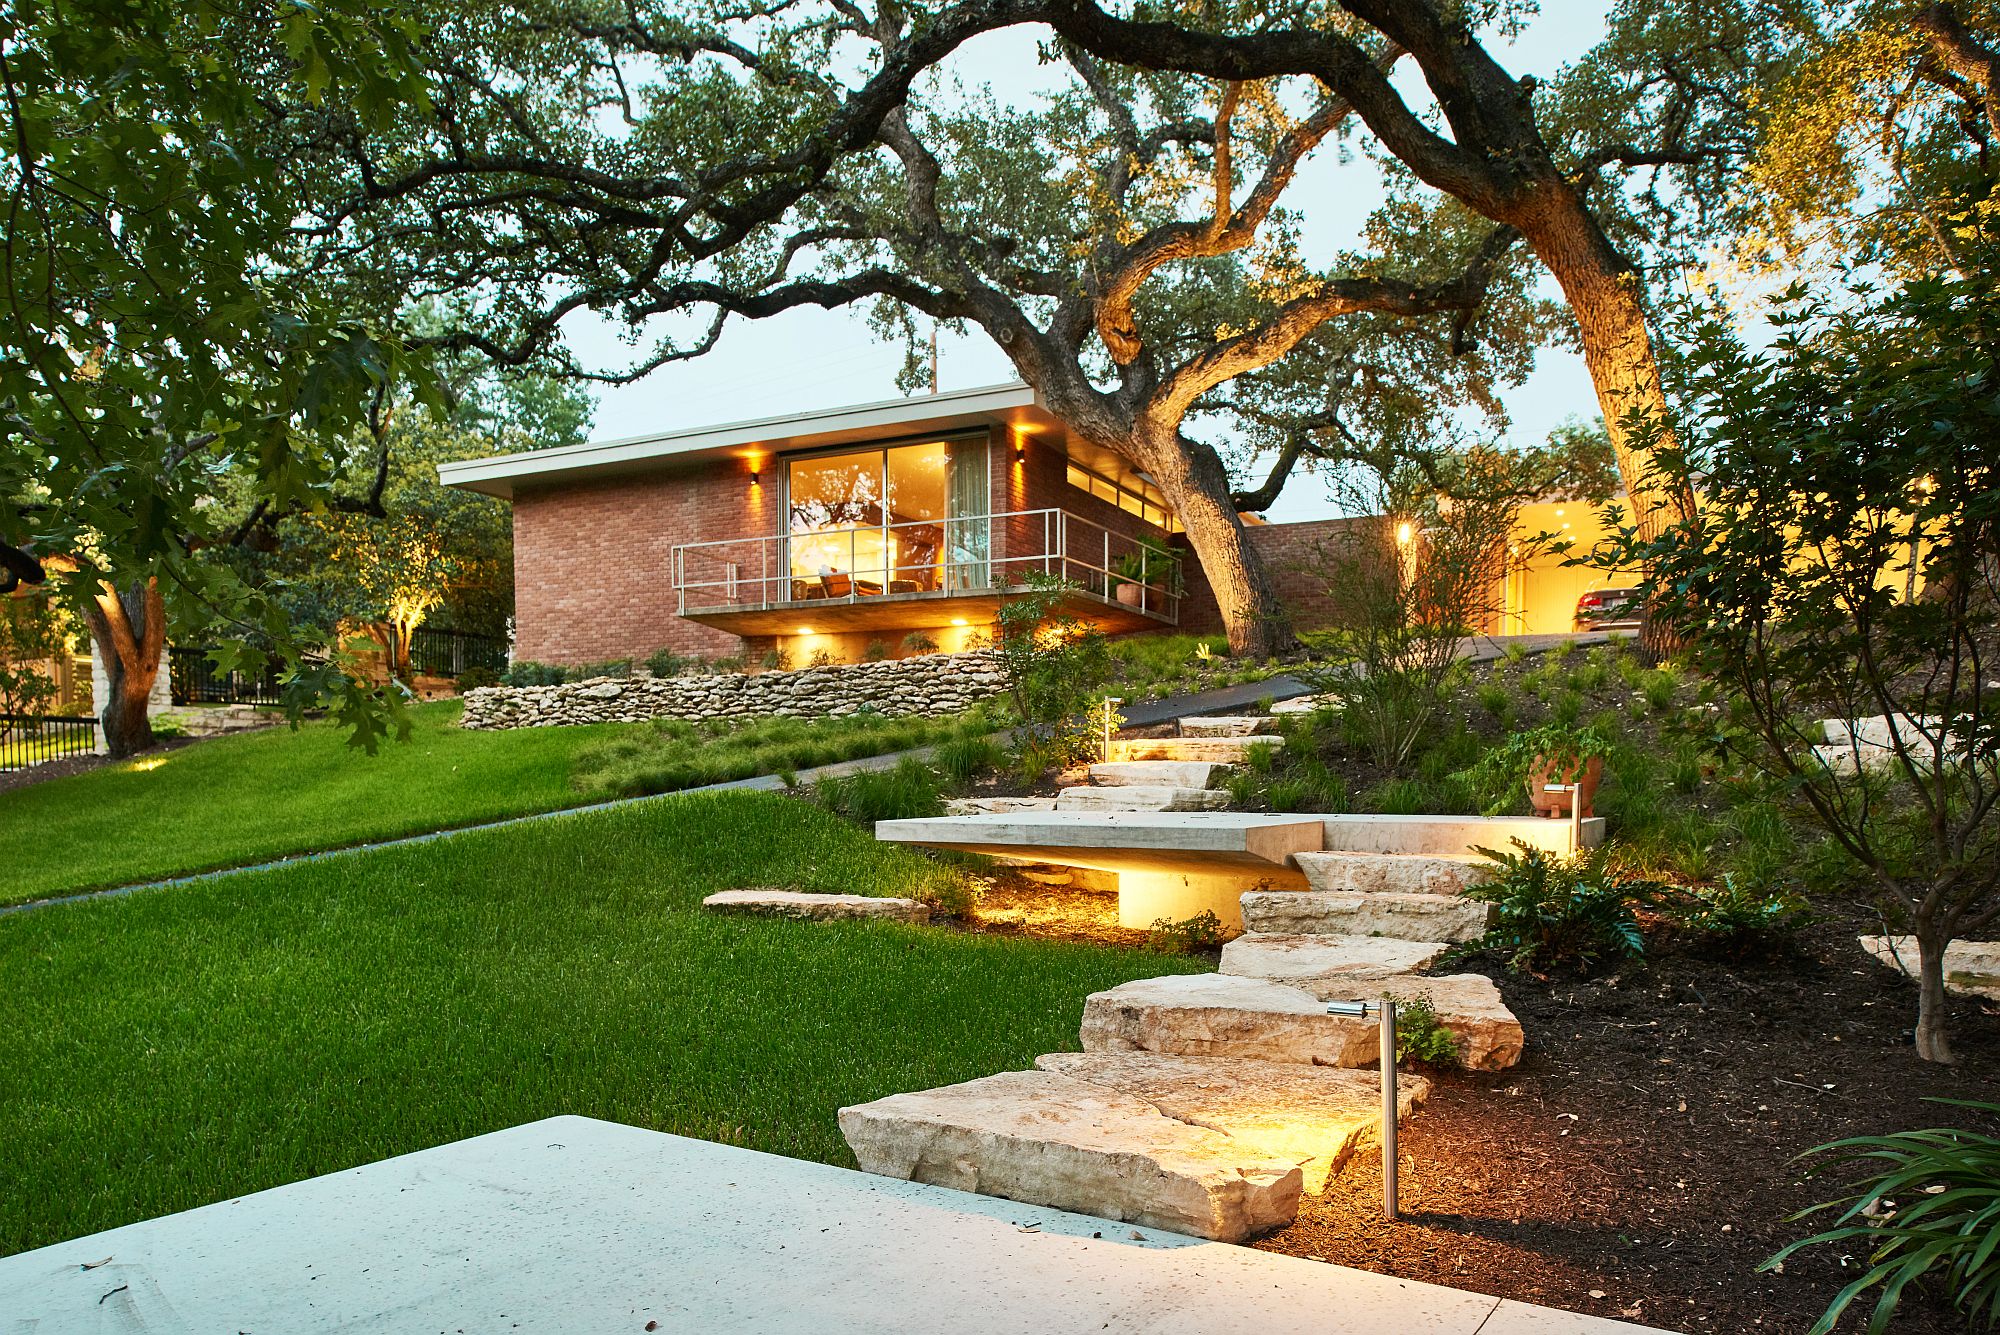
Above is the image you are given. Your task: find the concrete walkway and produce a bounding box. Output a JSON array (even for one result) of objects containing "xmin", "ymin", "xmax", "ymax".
[{"xmin": 0, "ymin": 1115, "xmax": 1678, "ymax": 1334}]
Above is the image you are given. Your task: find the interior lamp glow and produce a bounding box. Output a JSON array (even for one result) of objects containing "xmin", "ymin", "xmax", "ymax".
[{"xmin": 950, "ymin": 617, "xmax": 968, "ymax": 626}]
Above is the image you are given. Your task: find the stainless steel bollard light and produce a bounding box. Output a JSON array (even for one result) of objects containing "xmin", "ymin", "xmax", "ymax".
[{"xmin": 1326, "ymin": 997, "xmax": 1400, "ymax": 1220}]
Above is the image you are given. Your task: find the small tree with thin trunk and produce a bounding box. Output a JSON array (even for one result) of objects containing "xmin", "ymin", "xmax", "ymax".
[{"xmin": 1611, "ymin": 267, "xmax": 2000, "ymax": 1063}]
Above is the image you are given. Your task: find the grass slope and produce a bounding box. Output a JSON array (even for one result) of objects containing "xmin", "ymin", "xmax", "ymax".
[
  {"xmin": 0, "ymin": 791, "xmax": 1204, "ymax": 1255},
  {"xmin": 0, "ymin": 703, "xmax": 631, "ymax": 904}
]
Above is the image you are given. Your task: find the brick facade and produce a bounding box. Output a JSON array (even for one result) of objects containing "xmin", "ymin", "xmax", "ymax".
[
  {"xmin": 1176, "ymin": 515, "xmax": 1382, "ymax": 637},
  {"xmin": 512, "ymin": 458, "xmax": 772, "ymax": 665}
]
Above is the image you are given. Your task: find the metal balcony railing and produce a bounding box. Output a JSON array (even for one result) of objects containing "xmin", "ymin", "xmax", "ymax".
[{"xmin": 671, "ymin": 508, "xmax": 1179, "ymax": 624}]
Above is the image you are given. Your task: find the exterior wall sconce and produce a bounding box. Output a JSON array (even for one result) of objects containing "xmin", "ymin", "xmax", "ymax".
[{"xmin": 750, "ymin": 469, "xmax": 761, "ymax": 487}]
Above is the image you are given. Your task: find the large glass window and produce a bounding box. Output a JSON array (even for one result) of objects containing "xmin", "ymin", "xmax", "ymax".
[
  {"xmin": 787, "ymin": 437, "xmax": 986, "ymax": 599},
  {"xmin": 1065, "ymin": 462, "xmax": 1180, "ymax": 532}
]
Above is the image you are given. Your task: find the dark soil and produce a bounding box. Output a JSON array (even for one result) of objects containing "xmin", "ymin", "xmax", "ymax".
[{"xmin": 1257, "ymin": 905, "xmax": 2000, "ymax": 1333}]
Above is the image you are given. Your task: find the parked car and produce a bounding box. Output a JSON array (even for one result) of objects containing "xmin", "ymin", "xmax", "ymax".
[{"xmin": 1573, "ymin": 587, "xmax": 1644, "ymax": 632}]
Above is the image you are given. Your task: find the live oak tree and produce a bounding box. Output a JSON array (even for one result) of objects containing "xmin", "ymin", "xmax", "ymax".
[{"xmin": 0, "ymin": 0, "xmax": 435, "ymax": 755}]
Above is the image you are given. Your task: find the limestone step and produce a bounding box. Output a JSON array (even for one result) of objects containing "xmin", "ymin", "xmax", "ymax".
[
  {"xmin": 1241, "ymin": 889, "xmax": 1491, "ymax": 943},
  {"xmin": 1316, "ymin": 813, "xmax": 1605, "ymax": 856},
  {"xmin": 1079, "ymin": 972, "xmax": 1523, "ymax": 1072},
  {"xmin": 943, "ymin": 796, "xmax": 1059, "ymax": 816},
  {"xmin": 1270, "ymin": 693, "xmax": 1337, "ymax": 715},
  {"xmin": 702, "ymin": 890, "xmax": 930, "ymax": 923},
  {"xmin": 1219, "ymin": 932, "xmax": 1448, "ymax": 985},
  {"xmin": 1088, "ymin": 760, "xmax": 1226, "ymax": 789},
  {"xmin": 1177, "ymin": 716, "xmax": 1274, "ymax": 738},
  {"xmin": 1860, "ymin": 934, "xmax": 2000, "ymax": 1000},
  {"xmin": 1293, "ymin": 850, "xmax": 1493, "ymax": 896},
  {"xmin": 1032, "ymin": 1052, "xmax": 1427, "ymax": 1194},
  {"xmin": 1107, "ymin": 736, "xmax": 1286, "ymax": 765},
  {"xmin": 1055, "ymin": 785, "xmax": 1231, "ymax": 813},
  {"xmin": 837, "ymin": 1068, "xmax": 1303, "ymax": 1242}
]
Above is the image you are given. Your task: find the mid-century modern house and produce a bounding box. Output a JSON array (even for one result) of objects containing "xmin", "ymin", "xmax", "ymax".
[{"xmin": 439, "ymin": 382, "xmax": 1631, "ymax": 668}]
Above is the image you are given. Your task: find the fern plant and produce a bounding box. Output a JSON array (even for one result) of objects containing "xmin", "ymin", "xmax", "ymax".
[
  {"xmin": 1460, "ymin": 840, "xmax": 1671, "ymax": 974},
  {"xmin": 1763, "ymin": 1101, "xmax": 2000, "ymax": 1334}
]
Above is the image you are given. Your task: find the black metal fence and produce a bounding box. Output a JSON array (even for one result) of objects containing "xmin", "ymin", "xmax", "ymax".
[
  {"xmin": 408, "ymin": 627, "xmax": 508, "ymax": 678},
  {"xmin": 0, "ymin": 713, "xmax": 96, "ymax": 770},
  {"xmin": 169, "ymin": 648, "xmax": 285, "ymax": 707}
]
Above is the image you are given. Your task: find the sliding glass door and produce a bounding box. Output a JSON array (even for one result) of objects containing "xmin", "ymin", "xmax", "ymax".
[{"xmin": 785, "ymin": 435, "xmax": 988, "ymax": 601}]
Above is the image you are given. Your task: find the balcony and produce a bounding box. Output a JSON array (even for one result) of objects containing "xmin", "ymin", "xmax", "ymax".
[{"xmin": 671, "ymin": 508, "xmax": 1180, "ymax": 637}]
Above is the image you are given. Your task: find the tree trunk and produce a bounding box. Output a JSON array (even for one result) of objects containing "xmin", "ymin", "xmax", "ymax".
[
  {"xmin": 1913, "ymin": 916, "xmax": 1957, "ymax": 1063},
  {"xmin": 1512, "ymin": 194, "xmax": 1700, "ymax": 659},
  {"xmin": 1132, "ymin": 424, "xmax": 1292, "ymax": 657},
  {"xmin": 78, "ymin": 578, "xmax": 166, "ymax": 760}
]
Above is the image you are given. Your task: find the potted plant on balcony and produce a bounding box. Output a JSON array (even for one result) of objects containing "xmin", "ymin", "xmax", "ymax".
[{"xmin": 1109, "ymin": 537, "xmax": 1183, "ymax": 609}]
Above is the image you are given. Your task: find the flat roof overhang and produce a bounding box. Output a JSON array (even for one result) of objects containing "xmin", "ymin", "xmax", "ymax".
[
  {"xmin": 681, "ymin": 586, "xmax": 1174, "ymax": 637},
  {"xmin": 439, "ymin": 382, "xmax": 1059, "ymax": 500}
]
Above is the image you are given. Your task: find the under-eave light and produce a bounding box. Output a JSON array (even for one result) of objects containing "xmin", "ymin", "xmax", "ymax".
[{"xmin": 796, "ymin": 626, "xmax": 814, "ymax": 635}]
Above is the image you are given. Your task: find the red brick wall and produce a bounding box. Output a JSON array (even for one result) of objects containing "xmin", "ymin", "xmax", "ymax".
[
  {"xmin": 992, "ymin": 435, "xmax": 1169, "ymax": 588},
  {"xmin": 511, "ymin": 459, "xmax": 774, "ymax": 665},
  {"xmin": 1177, "ymin": 515, "xmax": 1384, "ymax": 637}
]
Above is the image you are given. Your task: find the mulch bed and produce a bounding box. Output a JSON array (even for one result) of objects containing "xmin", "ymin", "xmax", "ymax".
[
  {"xmin": 1257, "ymin": 906, "xmax": 2000, "ymax": 1333},
  {"xmin": 0, "ymin": 735, "xmax": 203, "ymax": 796}
]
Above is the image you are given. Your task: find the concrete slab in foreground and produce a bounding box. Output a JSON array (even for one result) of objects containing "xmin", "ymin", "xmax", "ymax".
[
  {"xmin": 0, "ymin": 1116, "xmax": 1678, "ymax": 1334},
  {"xmin": 875, "ymin": 810, "xmax": 1322, "ymax": 878}
]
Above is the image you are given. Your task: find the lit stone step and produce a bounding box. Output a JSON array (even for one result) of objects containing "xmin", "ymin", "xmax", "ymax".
[
  {"xmin": 1240, "ymin": 890, "xmax": 1491, "ymax": 943},
  {"xmin": 1032, "ymin": 1052, "xmax": 1428, "ymax": 1194},
  {"xmin": 838, "ymin": 1069, "xmax": 1303, "ymax": 1242},
  {"xmin": 1293, "ymin": 851, "xmax": 1493, "ymax": 896},
  {"xmin": 1177, "ymin": 716, "xmax": 1273, "ymax": 738},
  {"xmin": 1219, "ymin": 932, "xmax": 1448, "ymax": 985},
  {"xmin": 1088, "ymin": 760, "xmax": 1226, "ymax": 789},
  {"xmin": 1055, "ymin": 785, "xmax": 1231, "ymax": 813},
  {"xmin": 1316, "ymin": 813, "xmax": 1605, "ymax": 856},
  {"xmin": 702, "ymin": 890, "xmax": 930, "ymax": 923},
  {"xmin": 1080, "ymin": 972, "xmax": 1523, "ymax": 1072},
  {"xmin": 943, "ymin": 796, "xmax": 1059, "ymax": 816},
  {"xmin": 1107, "ymin": 736, "xmax": 1286, "ymax": 764}
]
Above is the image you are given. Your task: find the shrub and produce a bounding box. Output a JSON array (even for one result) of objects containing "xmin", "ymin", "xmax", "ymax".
[
  {"xmin": 1145, "ymin": 910, "xmax": 1228, "ymax": 955},
  {"xmin": 645, "ymin": 647, "xmax": 687, "ymax": 678},
  {"xmin": 760, "ymin": 647, "xmax": 792, "ymax": 672},
  {"xmin": 814, "ymin": 756, "xmax": 943, "ymax": 824},
  {"xmin": 931, "ymin": 733, "xmax": 1004, "ymax": 788},
  {"xmin": 1387, "ymin": 993, "xmax": 1462, "ymax": 1068},
  {"xmin": 575, "ymin": 658, "xmax": 634, "ymax": 680},
  {"xmin": 454, "ymin": 667, "xmax": 500, "ymax": 691},
  {"xmin": 1667, "ymin": 875, "xmax": 1811, "ymax": 951},
  {"xmin": 1763, "ymin": 1101, "xmax": 2000, "ymax": 1335},
  {"xmin": 502, "ymin": 660, "xmax": 570, "ymax": 686},
  {"xmin": 863, "ymin": 639, "xmax": 890, "ymax": 662},
  {"xmin": 901, "ymin": 632, "xmax": 939, "ymax": 655},
  {"xmin": 1461, "ymin": 841, "xmax": 1672, "ymax": 974},
  {"xmin": 1475, "ymin": 682, "xmax": 1511, "ymax": 717},
  {"xmin": 147, "ymin": 713, "xmax": 189, "ymax": 740},
  {"xmin": 805, "ymin": 649, "xmax": 840, "ymax": 669},
  {"xmin": 989, "ymin": 573, "xmax": 1111, "ymax": 767}
]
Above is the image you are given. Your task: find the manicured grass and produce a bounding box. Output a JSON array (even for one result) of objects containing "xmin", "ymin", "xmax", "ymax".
[
  {"xmin": 0, "ymin": 702, "xmax": 985, "ymax": 905},
  {"xmin": 0, "ymin": 702, "xmax": 639, "ymax": 905},
  {"xmin": 0, "ymin": 791, "xmax": 1205, "ymax": 1255}
]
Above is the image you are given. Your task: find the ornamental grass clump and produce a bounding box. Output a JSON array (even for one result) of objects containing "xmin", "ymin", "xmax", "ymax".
[{"xmin": 1763, "ymin": 1101, "xmax": 2000, "ymax": 1335}]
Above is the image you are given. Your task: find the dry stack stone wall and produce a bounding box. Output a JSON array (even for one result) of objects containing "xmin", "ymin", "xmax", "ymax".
[{"xmin": 460, "ymin": 652, "xmax": 1006, "ymax": 730}]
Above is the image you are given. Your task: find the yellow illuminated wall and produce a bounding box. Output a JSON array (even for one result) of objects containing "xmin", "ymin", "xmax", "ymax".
[{"xmin": 1496, "ymin": 499, "xmax": 1643, "ymax": 636}]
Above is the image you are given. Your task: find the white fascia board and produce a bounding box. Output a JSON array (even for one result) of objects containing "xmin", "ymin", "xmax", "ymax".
[{"xmin": 438, "ymin": 381, "xmax": 1048, "ymax": 498}]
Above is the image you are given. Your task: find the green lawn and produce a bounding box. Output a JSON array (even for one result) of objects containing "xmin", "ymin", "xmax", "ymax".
[
  {"xmin": 0, "ymin": 791, "xmax": 1204, "ymax": 1254},
  {"xmin": 0, "ymin": 702, "xmax": 984, "ymax": 905},
  {"xmin": 0, "ymin": 702, "xmax": 635, "ymax": 905}
]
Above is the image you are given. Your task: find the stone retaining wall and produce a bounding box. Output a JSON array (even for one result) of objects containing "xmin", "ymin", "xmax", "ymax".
[{"xmin": 459, "ymin": 652, "xmax": 1006, "ymax": 729}]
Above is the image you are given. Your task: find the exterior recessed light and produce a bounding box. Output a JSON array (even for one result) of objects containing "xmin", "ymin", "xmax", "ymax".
[
  {"xmin": 796, "ymin": 627, "xmax": 814, "ymax": 635},
  {"xmin": 950, "ymin": 618, "xmax": 968, "ymax": 626}
]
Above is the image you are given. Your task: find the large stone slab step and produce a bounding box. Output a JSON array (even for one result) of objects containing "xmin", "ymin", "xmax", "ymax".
[
  {"xmin": 1859, "ymin": 934, "xmax": 2000, "ymax": 1000},
  {"xmin": 1220, "ymin": 932, "xmax": 1449, "ymax": 985},
  {"xmin": 1270, "ymin": 693, "xmax": 1338, "ymax": 714},
  {"xmin": 1241, "ymin": 890, "xmax": 1491, "ymax": 943},
  {"xmin": 1316, "ymin": 813, "xmax": 1604, "ymax": 857},
  {"xmin": 1055, "ymin": 785, "xmax": 1231, "ymax": 813},
  {"xmin": 1177, "ymin": 716, "xmax": 1275, "ymax": 738},
  {"xmin": 838, "ymin": 1069, "xmax": 1302, "ymax": 1242},
  {"xmin": 1080, "ymin": 973, "xmax": 1523, "ymax": 1072},
  {"xmin": 702, "ymin": 890, "xmax": 930, "ymax": 923},
  {"xmin": 1294, "ymin": 850, "xmax": 1493, "ymax": 896},
  {"xmin": 1088, "ymin": 760, "xmax": 1226, "ymax": 789},
  {"xmin": 875, "ymin": 811, "xmax": 1321, "ymax": 879},
  {"xmin": 944, "ymin": 796, "xmax": 1059, "ymax": 816},
  {"xmin": 1032, "ymin": 1052, "xmax": 1427, "ymax": 1194},
  {"xmin": 1107, "ymin": 736, "xmax": 1286, "ymax": 765}
]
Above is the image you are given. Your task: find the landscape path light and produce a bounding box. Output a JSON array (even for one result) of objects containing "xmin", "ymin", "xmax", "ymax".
[
  {"xmin": 1326, "ymin": 997, "xmax": 1400, "ymax": 1221},
  {"xmin": 1101, "ymin": 696, "xmax": 1122, "ymax": 763}
]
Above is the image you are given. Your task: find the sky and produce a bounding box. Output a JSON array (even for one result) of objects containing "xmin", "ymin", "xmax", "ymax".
[{"xmin": 559, "ymin": 0, "xmax": 1613, "ymax": 525}]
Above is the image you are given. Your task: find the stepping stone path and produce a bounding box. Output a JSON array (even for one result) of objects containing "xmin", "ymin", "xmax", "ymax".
[
  {"xmin": 846, "ymin": 706, "xmax": 1533, "ymax": 1242},
  {"xmin": 702, "ymin": 889, "xmax": 930, "ymax": 923}
]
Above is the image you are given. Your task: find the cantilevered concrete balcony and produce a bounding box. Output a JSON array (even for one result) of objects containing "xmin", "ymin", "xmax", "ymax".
[{"xmin": 670, "ymin": 508, "xmax": 1180, "ymax": 637}]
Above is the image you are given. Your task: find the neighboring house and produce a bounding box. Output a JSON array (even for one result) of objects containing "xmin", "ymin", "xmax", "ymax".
[{"xmin": 438, "ymin": 382, "xmax": 1622, "ymax": 668}]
